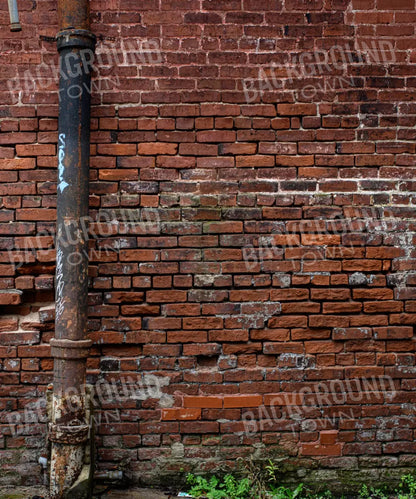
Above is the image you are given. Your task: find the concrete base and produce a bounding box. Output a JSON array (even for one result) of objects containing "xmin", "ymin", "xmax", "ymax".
[{"xmin": 66, "ymin": 464, "xmax": 93, "ymax": 499}]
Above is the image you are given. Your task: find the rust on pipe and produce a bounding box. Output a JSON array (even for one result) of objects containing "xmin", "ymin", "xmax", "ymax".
[
  {"xmin": 50, "ymin": 0, "xmax": 95, "ymax": 496},
  {"xmin": 58, "ymin": 0, "xmax": 90, "ymax": 31}
]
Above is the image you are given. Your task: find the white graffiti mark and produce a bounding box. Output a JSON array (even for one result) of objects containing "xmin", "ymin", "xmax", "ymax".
[
  {"xmin": 55, "ymin": 246, "xmax": 65, "ymax": 320},
  {"xmin": 57, "ymin": 133, "xmax": 68, "ymax": 193}
]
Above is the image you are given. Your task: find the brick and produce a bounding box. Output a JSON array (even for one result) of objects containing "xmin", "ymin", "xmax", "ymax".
[
  {"xmin": 264, "ymin": 393, "xmax": 304, "ymax": 406},
  {"xmin": 99, "ymin": 169, "xmax": 138, "ymax": 181},
  {"xmin": 161, "ymin": 408, "xmax": 201, "ymax": 421},
  {"xmin": 236, "ymin": 155, "xmax": 274, "ymax": 167},
  {"xmin": 197, "ymin": 157, "xmax": 235, "ymax": 169},
  {"xmin": 180, "ymin": 421, "xmax": 219, "ymax": 434},
  {"xmin": 200, "ymin": 103, "xmax": 240, "ymax": 116},
  {"xmin": 104, "ymin": 291, "xmax": 145, "ymax": 303},
  {"xmin": 0, "ymin": 158, "xmax": 35, "ymax": 170},
  {"xmin": 180, "ymin": 143, "xmax": 218, "ymax": 156},
  {"xmin": 353, "ymin": 289, "xmax": 393, "ymax": 300},
  {"xmin": 0, "ymin": 346, "xmax": 17, "ymax": 358},
  {"xmin": 305, "ymin": 342, "xmax": 344, "ymax": 354},
  {"xmin": 276, "ymin": 156, "xmax": 314, "ymax": 167},
  {"xmin": 157, "ymin": 156, "xmax": 195, "ymax": 168},
  {"xmin": 302, "ymin": 234, "xmax": 341, "ymax": 246},
  {"xmin": 0, "ymin": 290, "xmax": 22, "ymax": 305},
  {"xmin": 268, "ymin": 316, "xmax": 308, "ymax": 328},
  {"xmin": 263, "ymin": 208, "xmax": 302, "ymax": 219},
  {"xmin": 183, "ymin": 344, "xmax": 222, "ymax": 356},
  {"xmin": 184, "ymin": 396, "xmax": 223, "ymax": 409},
  {"xmin": 320, "ymin": 431, "xmax": 339, "ymax": 445},
  {"xmin": 197, "ymin": 131, "xmax": 236, "ymax": 143},
  {"xmin": 343, "ymin": 260, "xmax": 382, "ymax": 272},
  {"xmin": 120, "ymin": 250, "xmax": 160, "ymax": 262},
  {"xmin": 97, "ymin": 144, "xmax": 136, "ymax": 155},
  {"xmin": 0, "ymin": 183, "xmax": 36, "ymax": 196},
  {"xmin": 17, "ymin": 345, "xmax": 51, "ymax": 358},
  {"xmin": 270, "ymin": 289, "xmax": 308, "ymax": 301},
  {"xmin": 0, "ymin": 331, "xmax": 40, "ymax": 346},
  {"xmin": 138, "ymin": 143, "xmax": 178, "ymax": 155},
  {"xmin": 15, "ymin": 276, "xmax": 34, "ymax": 289},
  {"xmin": 16, "ymin": 209, "xmax": 55, "ymax": 221},
  {"xmin": 309, "ymin": 316, "xmax": 350, "ymax": 328},
  {"xmin": 15, "ymin": 144, "xmax": 54, "ymax": 156},
  {"xmin": 0, "ymin": 318, "xmax": 18, "ymax": 332},
  {"xmin": 220, "ymin": 143, "xmax": 257, "ymax": 155},
  {"xmin": 374, "ymin": 327, "xmax": 413, "ymax": 340},
  {"xmin": 223, "ymin": 395, "xmax": 262, "ymax": 408},
  {"xmin": 333, "ymin": 328, "xmax": 372, "ymax": 340},
  {"xmin": 301, "ymin": 442, "xmax": 342, "ymax": 457},
  {"xmin": 183, "ymin": 317, "xmax": 223, "ymax": 329},
  {"xmin": 378, "ymin": 0, "xmax": 414, "ymax": 8},
  {"xmin": 203, "ymin": 221, "xmax": 243, "ymax": 233},
  {"xmin": 277, "ymin": 104, "xmax": 317, "ymax": 116}
]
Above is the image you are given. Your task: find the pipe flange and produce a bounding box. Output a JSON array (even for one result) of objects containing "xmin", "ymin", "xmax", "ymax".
[
  {"xmin": 50, "ymin": 338, "xmax": 92, "ymax": 359},
  {"xmin": 48, "ymin": 422, "xmax": 89, "ymax": 444},
  {"xmin": 56, "ymin": 28, "xmax": 96, "ymax": 51}
]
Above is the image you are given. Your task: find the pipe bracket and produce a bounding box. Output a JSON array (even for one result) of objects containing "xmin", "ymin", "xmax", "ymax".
[
  {"xmin": 49, "ymin": 422, "xmax": 89, "ymax": 444},
  {"xmin": 50, "ymin": 338, "xmax": 92, "ymax": 359},
  {"xmin": 56, "ymin": 28, "xmax": 96, "ymax": 51}
]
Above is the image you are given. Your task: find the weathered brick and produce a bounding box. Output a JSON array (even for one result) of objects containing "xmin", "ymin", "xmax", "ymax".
[
  {"xmin": 184, "ymin": 397, "xmax": 223, "ymax": 409},
  {"xmin": 161, "ymin": 408, "xmax": 201, "ymax": 421},
  {"xmin": 138, "ymin": 143, "xmax": 178, "ymax": 155},
  {"xmin": 277, "ymin": 104, "xmax": 317, "ymax": 116},
  {"xmin": 223, "ymin": 395, "xmax": 262, "ymax": 408},
  {"xmin": 301, "ymin": 442, "xmax": 343, "ymax": 457}
]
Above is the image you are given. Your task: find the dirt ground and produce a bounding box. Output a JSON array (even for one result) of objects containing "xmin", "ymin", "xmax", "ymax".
[
  {"xmin": 100, "ymin": 489, "xmax": 177, "ymax": 499},
  {"xmin": 0, "ymin": 486, "xmax": 178, "ymax": 499},
  {"xmin": 99, "ymin": 488, "xmax": 178, "ymax": 498},
  {"xmin": 0, "ymin": 487, "xmax": 49, "ymax": 499}
]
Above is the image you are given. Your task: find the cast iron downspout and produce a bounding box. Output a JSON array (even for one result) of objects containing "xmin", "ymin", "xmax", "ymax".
[{"xmin": 49, "ymin": 0, "xmax": 95, "ymax": 497}]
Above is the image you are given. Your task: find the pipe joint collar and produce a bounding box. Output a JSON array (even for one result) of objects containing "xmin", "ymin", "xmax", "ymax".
[
  {"xmin": 50, "ymin": 338, "xmax": 92, "ymax": 359},
  {"xmin": 57, "ymin": 29, "xmax": 96, "ymax": 52},
  {"xmin": 49, "ymin": 422, "xmax": 89, "ymax": 444}
]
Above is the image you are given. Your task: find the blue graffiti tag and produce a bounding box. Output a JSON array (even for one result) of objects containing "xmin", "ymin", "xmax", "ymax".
[{"xmin": 58, "ymin": 133, "xmax": 68, "ymax": 193}]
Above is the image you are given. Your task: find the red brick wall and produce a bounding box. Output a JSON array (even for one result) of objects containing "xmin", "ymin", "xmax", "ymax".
[{"xmin": 1, "ymin": 0, "xmax": 416, "ymax": 490}]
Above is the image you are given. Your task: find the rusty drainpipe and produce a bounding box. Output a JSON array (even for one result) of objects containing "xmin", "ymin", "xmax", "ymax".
[{"xmin": 49, "ymin": 0, "xmax": 96, "ymax": 497}]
